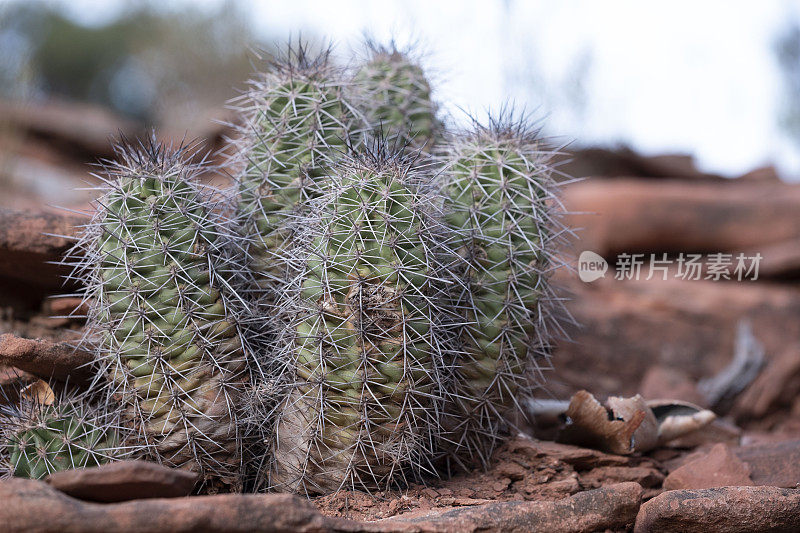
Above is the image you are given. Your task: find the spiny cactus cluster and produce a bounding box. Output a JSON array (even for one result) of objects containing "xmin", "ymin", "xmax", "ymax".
[
  {"xmin": 0, "ymin": 382, "xmax": 126, "ymax": 480},
  {"xmin": 236, "ymin": 45, "xmax": 567, "ymax": 493},
  {"xmin": 0, "ymin": 38, "xmax": 569, "ymax": 497},
  {"xmin": 73, "ymin": 138, "xmax": 256, "ymax": 491}
]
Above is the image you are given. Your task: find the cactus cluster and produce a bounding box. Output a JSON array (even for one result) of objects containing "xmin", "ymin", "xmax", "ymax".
[
  {"xmin": 0, "ymin": 382, "xmax": 125, "ymax": 480},
  {"xmin": 0, "ymin": 38, "xmax": 569, "ymax": 497},
  {"xmin": 73, "ymin": 138, "xmax": 255, "ymax": 491}
]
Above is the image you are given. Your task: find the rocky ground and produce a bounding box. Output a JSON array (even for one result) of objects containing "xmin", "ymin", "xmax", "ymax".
[{"xmin": 0, "ymin": 99, "xmax": 799, "ymax": 532}]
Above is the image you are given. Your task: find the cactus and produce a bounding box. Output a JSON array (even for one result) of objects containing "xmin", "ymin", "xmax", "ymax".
[
  {"xmin": 0, "ymin": 382, "xmax": 124, "ymax": 480},
  {"xmin": 442, "ymin": 114, "xmax": 568, "ymax": 467},
  {"xmin": 72, "ymin": 137, "xmax": 253, "ymax": 491},
  {"xmin": 266, "ymin": 145, "xmax": 456, "ymax": 494},
  {"xmin": 231, "ymin": 42, "xmax": 367, "ymax": 304},
  {"xmin": 353, "ymin": 41, "xmax": 440, "ymax": 152}
]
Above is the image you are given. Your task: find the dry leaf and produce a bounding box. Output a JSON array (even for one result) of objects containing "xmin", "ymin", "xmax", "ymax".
[
  {"xmin": 647, "ymin": 399, "xmax": 717, "ymax": 445},
  {"xmin": 20, "ymin": 379, "xmax": 55, "ymax": 406},
  {"xmin": 559, "ymin": 390, "xmax": 658, "ymax": 454}
]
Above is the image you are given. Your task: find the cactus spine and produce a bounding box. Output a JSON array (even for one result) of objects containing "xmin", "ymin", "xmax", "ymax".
[
  {"xmin": 0, "ymin": 383, "xmax": 123, "ymax": 480},
  {"xmin": 443, "ymin": 115, "xmax": 567, "ymax": 466},
  {"xmin": 354, "ymin": 42, "xmax": 439, "ymax": 152},
  {"xmin": 268, "ymin": 147, "xmax": 454, "ymax": 494},
  {"xmin": 75, "ymin": 138, "xmax": 252, "ymax": 490}
]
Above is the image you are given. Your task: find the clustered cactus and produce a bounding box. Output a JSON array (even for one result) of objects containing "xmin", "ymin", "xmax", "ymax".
[
  {"xmin": 230, "ymin": 44, "xmax": 366, "ymax": 306},
  {"xmin": 0, "ymin": 39, "xmax": 568, "ymax": 497},
  {"xmin": 441, "ymin": 116, "xmax": 568, "ymax": 468}
]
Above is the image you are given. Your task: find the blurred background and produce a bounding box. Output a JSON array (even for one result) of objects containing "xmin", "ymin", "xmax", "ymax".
[
  {"xmin": 3, "ymin": 0, "xmax": 800, "ymax": 206},
  {"xmin": 2, "ymin": 0, "xmax": 800, "ymax": 443}
]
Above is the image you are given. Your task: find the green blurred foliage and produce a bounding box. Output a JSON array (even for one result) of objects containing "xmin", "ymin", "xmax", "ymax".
[{"xmin": 0, "ymin": 1, "xmax": 277, "ymax": 125}]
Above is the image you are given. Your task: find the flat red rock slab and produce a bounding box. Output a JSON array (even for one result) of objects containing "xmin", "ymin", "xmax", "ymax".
[
  {"xmin": 663, "ymin": 443, "xmax": 753, "ymax": 490},
  {"xmin": 376, "ymin": 482, "xmax": 643, "ymax": 533},
  {"xmin": 0, "ymin": 477, "xmax": 643, "ymax": 533},
  {"xmin": 1, "ymin": 477, "xmax": 333, "ymax": 533},
  {"xmin": 0, "ymin": 333, "xmax": 94, "ymax": 381},
  {"xmin": 0, "ymin": 208, "xmax": 86, "ymax": 290},
  {"xmin": 734, "ymin": 439, "xmax": 800, "ymax": 488},
  {"xmin": 46, "ymin": 461, "xmax": 199, "ymax": 502},
  {"xmin": 635, "ymin": 486, "xmax": 800, "ymax": 533}
]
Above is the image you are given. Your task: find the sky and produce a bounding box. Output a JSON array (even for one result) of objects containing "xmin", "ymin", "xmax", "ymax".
[{"xmin": 11, "ymin": 0, "xmax": 800, "ymax": 179}]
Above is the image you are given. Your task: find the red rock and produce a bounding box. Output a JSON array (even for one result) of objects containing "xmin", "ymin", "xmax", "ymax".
[
  {"xmin": 555, "ymin": 147, "xmax": 721, "ymax": 181},
  {"xmin": 0, "ymin": 364, "xmax": 33, "ymax": 386},
  {"xmin": 0, "ymin": 477, "xmax": 339, "ymax": 533},
  {"xmin": 0, "ymin": 208, "xmax": 86, "ymax": 290},
  {"xmin": 0, "ymin": 476, "xmax": 644, "ymax": 533},
  {"xmin": 634, "ymin": 486, "xmax": 800, "ymax": 533},
  {"xmin": 376, "ymin": 482, "xmax": 643, "ymax": 533},
  {"xmin": 581, "ymin": 466, "xmax": 665, "ymax": 489},
  {"xmin": 0, "ymin": 334, "xmax": 94, "ymax": 381},
  {"xmin": 43, "ymin": 297, "xmax": 88, "ymax": 319},
  {"xmin": 0, "ymin": 99, "xmax": 141, "ymax": 159},
  {"xmin": 733, "ymin": 347, "xmax": 800, "ymax": 421},
  {"xmin": 734, "ymin": 440, "xmax": 800, "ymax": 488},
  {"xmin": 563, "ymin": 178, "xmax": 800, "ymax": 257},
  {"xmin": 663, "ymin": 444, "xmax": 753, "ymax": 490},
  {"xmin": 639, "ymin": 366, "xmax": 705, "ymax": 406},
  {"xmin": 740, "ymin": 238, "xmax": 800, "ymax": 279},
  {"xmin": 660, "ymin": 418, "xmax": 741, "ymax": 449},
  {"xmin": 553, "ymin": 275, "xmax": 800, "ymax": 400},
  {"xmin": 46, "ymin": 461, "xmax": 199, "ymax": 502},
  {"xmin": 511, "ymin": 438, "xmax": 630, "ymax": 469},
  {"xmin": 738, "ymin": 165, "xmax": 781, "ymax": 182}
]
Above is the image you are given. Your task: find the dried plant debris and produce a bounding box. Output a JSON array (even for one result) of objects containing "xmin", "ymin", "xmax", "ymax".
[
  {"xmin": 699, "ymin": 320, "xmax": 765, "ymax": 410},
  {"xmin": 648, "ymin": 399, "xmax": 717, "ymax": 445},
  {"xmin": 557, "ymin": 390, "xmax": 715, "ymax": 455}
]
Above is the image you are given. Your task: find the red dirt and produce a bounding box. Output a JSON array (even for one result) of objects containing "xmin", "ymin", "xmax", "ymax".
[{"xmin": 312, "ymin": 438, "xmax": 665, "ymax": 521}]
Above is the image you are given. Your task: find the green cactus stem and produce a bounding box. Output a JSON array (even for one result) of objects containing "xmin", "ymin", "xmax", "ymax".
[
  {"xmin": 73, "ymin": 137, "xmax": 253, "ymax": 491},
  {"xmin": 442, "ymin": 113, "xmax": 569, "ymax": 467},
  {"xmin": 0, "ymin": 383, "xmax": 124, "ymax": 480},
  {"xmin": 353, "ymin": 41, "xmax": 440, "ymax": 153},
  {"xmin": 267, "ymin": 146, "xmax": 456, "ymax": 494},
  {"xmin": 231, "ymin": 42, "xmax": 367, "ymax": 304}
]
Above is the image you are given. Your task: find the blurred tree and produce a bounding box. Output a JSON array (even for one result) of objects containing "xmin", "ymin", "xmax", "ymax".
[
  {"xmin": 775, "ymin": 23, "xmax": 800, "ymax": 148},
  {"xmin": 0, "ymin": 1, "xmax": 276, "ymax": 126}
]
